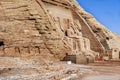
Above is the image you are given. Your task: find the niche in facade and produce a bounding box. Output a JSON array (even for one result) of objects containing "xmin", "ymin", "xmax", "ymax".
[
  {"xmin": 119, "ymin": 52, "xmax": 120, "ymax": 59},
  {"xmin": 0, "ymin": 41, "xmax": 4, "ymax": 46},
  {"xmin": 106, "ymin": 37, "xmax": 109, "ymax": 40}
]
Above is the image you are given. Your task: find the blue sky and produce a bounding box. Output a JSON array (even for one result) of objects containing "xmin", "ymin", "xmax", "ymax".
[{"xmin": 77, "ymin": 0, "xmax": 120, "ymax": 34}]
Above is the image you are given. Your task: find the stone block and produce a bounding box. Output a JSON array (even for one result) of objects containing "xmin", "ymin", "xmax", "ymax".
[
  {"xmin": 19, "ymin": 47, "xmax": 30, "ymax": 56},
  {"xmin": 4, "ymin": 47, "xmax": 15, "ymax": 57},
  {"xmin": 112, "ymin": 48, "xmax": 119, "ymax": 60},
  {"xmin": 0, "ymin": 46, "xmax": 4, "ymax": 56},
  {"xmin": 63, "ymin": 54, "xmax": 95, "ymax": 64},
  {"xmin": 78, "ymin": 36, "xmax": 85, "ymax": 51},
  {"xmin": 83, "ymin": 38, "xmax": 90, "ymax": 50},
  {"xmin": 29, "ymin": 47, "xmax": 40, "ymax": 55},
  {"xmin": 14, "ymin": 47, "xmax": 20, "ymax": 57}
]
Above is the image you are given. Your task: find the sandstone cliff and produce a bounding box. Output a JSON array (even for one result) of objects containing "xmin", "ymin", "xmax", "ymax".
[
  {"xmin": 77, "ymin": 4, "xmax": 120, "ymax": 51},
  {"xmin": 0, "ymin": 0, "xmax": 119, "ymax": 61}
]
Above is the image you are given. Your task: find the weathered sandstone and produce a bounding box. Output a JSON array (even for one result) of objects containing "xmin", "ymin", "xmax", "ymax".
[{"xmin": 0, "ymin": 0, "xmax": 120, "ymax": 62}]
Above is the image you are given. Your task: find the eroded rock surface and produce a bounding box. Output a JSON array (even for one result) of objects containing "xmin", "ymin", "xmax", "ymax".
[
  {"xmin": 0, "ymin": 0, "xmax": 106, "ymax": 60},
  {"xmin": 0, "ymin": 0, "xmax": 91, "ymax": 60},
  {"xmin": 0, "ymin": 0, "xmax": 120, "ymax": 62},
  {"xmin": 0, "ymin": 0, "xmax": 120, "ymax": 80}
]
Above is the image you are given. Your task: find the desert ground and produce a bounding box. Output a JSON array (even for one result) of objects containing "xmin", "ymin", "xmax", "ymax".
[{"xmin": 0, "ymin": 57, "xmax": 120, "ymax": 80}]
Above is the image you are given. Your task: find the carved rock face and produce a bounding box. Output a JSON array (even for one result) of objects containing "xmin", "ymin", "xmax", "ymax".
[{"xmin": 0, "ymin": 0, "xmax": 119, "ymax": 61}]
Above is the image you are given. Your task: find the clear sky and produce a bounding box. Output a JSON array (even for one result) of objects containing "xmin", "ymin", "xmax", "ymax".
[{"xmin": 77, "ymin": 0, "xmax": 120, "ymax": 34}]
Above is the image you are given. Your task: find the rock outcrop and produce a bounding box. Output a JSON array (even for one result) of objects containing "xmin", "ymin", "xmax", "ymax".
[{"xmin": 0, "ymin": 0, "xmax": 120, "ymax": 61}]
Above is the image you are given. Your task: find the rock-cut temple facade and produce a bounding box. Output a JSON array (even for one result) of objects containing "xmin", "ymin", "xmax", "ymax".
[{"xmin": 0, "ymin": 0, "xmax": 120, "ymax": 63}]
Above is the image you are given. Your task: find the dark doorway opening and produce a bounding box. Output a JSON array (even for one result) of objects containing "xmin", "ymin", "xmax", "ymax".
[
  {"xmin": 0, "ymin": 41, "xmax": 4, "ymax": 46},
  {"xmin": 119, "ymin": 52, "xmax": 120, "ymax": 59},
  {"xmin": 106, "ymin": 37, "xmax": 109, "ymax": 40}
]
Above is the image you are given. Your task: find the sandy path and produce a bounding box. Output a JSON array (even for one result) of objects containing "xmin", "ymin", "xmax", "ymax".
[{"xmin": 82, "ymin": 75, "xmax": 120, "ymax": 80}]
